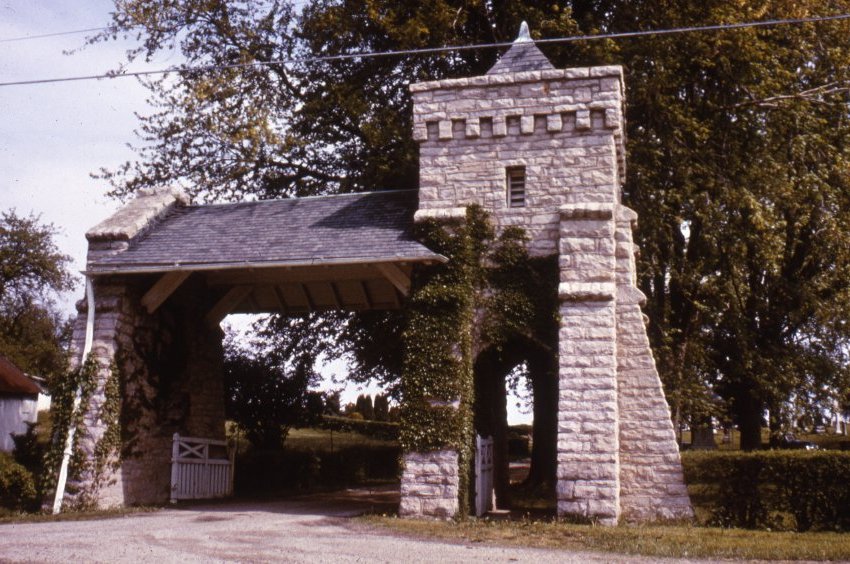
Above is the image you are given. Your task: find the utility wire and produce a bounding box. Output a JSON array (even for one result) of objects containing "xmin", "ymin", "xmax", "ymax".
[
  {"xmin": 2, "ymin": 13, "xmax": 849, "ymax": 87},
  {"xmin": 0, "ymin": 26, "xmax": 112, "ymax": 43}
]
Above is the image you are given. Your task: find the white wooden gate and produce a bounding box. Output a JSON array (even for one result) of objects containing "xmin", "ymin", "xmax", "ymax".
[
  {"xmin": 170, "ymin": 433, "xmax": 234, "ymax": 503},
  {"xmin": 474, "ymin": 434, "xmax": 495, "ymax": 516}
]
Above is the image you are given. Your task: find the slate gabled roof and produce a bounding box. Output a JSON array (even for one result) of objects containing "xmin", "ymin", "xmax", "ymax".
[
  {"xmin": 88, "ymin": 190, "xmax": 443, "ymax": 273},
  {"xmin": 488, "ymin": 22, "xmax": 555, "ymax": 75},
  {"xmin": 0, "ymin": 356, "xmax": 40, "ymax": 396}
]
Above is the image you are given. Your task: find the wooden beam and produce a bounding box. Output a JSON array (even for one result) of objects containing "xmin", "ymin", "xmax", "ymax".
[
  {"xmin": 273, "ymin": 286, "xmax": 290, "ymax": 315},
  {"xmin": 375, "ymin": 263, "xmax": 411, "ymax": 296},
  {"xmin": 358, "ymin": 281, "xmax": 373, "ymax": 309},
  {"xmin": 141, "ymin": 271, "xmax": 191, "ymax": 314},
  {"xmin": 328, "ymin": 282, "xmax": 343, "ymax": 308},
  {"xmin": 207, "ymin": 264, "xmax": 380, "ymax": 286},
  {"xmin": 293, "ymin": 283, "xmax": 316, "ymax": 311},
  {"xmin": 206, "ymin": 286, "xmax": 253, "ymax": 325}
]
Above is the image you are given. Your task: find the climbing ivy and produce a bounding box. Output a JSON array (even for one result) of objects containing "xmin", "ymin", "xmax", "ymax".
[
  {"xmin": 400, "ymin": 206, "xmax": 491, "ymax": 516},
  {"xmin": 90, "ymin": 362, "xmax": 123, "ymax": 498},
  {"xmin": 44, "ymin": 358, "xmax": 123, "ymax": 509},
  {"xmin": 400, "ymin": 206, "xmax": 560, "ymax": 516},
  {"xmin": 44, "ymin": 357, "xmax": 98, "ymax": 505},
  {"xmin": 484, "ymin": 226, "xmax": 560, "ymax": 353}
]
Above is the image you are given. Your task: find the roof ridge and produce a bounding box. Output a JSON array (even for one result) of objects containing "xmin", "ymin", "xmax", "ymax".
[{"xmin": 185, "ymin": 188, "xmax": 417, "ymax": 209}]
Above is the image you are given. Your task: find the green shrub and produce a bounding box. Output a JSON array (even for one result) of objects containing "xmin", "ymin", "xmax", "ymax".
[
  {"xmin": 0, "ymin": 453, "xmax": 38, "ymax": 514},
  {"xmin": 507, "ymin": 433, "xmax": 530, "ymax": 460},
  {"xmin": 319, "ymin": 415, "xmax": 399, "ymax": 441},
  {"xmin": 683, "ymin": 450, "xmax": 850, "ymax": 531}
]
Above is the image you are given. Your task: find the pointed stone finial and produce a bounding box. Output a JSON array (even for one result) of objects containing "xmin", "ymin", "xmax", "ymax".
[{"xmin": 515, "ymin": 21, "xmax": 532, "ymax": 43}]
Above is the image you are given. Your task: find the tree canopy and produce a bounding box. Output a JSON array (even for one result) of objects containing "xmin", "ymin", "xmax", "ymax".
[
  {"xmin": 0, "ymin": 211, "xmax": 73, "ymax": 382},
  {"xmin": 223, "ymin": 329, "xmax": 324, "ymax": 449},
  {"xmin": 97, "ymin": 0, "xmax": 850, "ymax": 449}
]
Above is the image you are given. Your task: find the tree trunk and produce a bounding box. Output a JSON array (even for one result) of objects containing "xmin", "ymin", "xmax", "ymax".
[
  {"xmin": 738, "ymin": 394, "xmax": 764, "ymax": 451},
  {"xmin": 492, "ymin": 371, "xmax": 510, "ymax": 508},
  {"xmin": 525, "ymin": 351, "xmax": 557, "ymax": 488},
  {"xmin": 767, "ymin": 402, "xmax": 783, "ymax": 447},
  {"xmin": 473, "ymin": 351, "xmax": 511, "ymax": 509}
]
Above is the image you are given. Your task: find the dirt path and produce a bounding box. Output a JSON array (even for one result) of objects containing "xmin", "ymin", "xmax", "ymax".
[{"xmin": 0, "ymin": 488, "xmax": 703, "ymax": 563}]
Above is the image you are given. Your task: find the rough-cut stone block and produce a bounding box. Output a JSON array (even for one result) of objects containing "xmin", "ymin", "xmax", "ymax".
[
  {"xmin": 465, "ymin": 117, "xmax": 480, "ymax": 138},
  {"xmin": 414, "ymin": 208, "xmax": 467, "ymax": 222},
  {"xmin": 520, "ymin": 115, "xmax": 535, "ymax": 134},
  {"xmin": 438, "ymin": 120, "xmax": 453, "ymax": 140},
  {"xmin": 559, "ymin": 203, "xmax": 614, "ymax": 220},
  {"xmin": 86, "ymin": 187, "xmax": 188, "ymax": 242},
  {"xmin": 492, "ymin": 115, "xmax": 507, "ymax": 137},
  {"xmin": 399, "ymin": 449, "xmax": 459, "ymax": 519},
  {"xmin": 559, "ymin": 282, "xmax": 616, "ymax": 302},
  {"xmin": 575, "ymin": 109, "xmax": 592, "ymax": 130}
]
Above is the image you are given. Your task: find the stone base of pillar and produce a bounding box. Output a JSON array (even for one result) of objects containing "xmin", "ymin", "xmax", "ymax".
[{"xmin": 399, "ymin": 450, "xmax": 459, "ymax": 519}]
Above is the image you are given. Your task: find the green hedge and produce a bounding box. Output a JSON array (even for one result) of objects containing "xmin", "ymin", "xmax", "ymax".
[
  {"xmin": 0, "ymin": 453, "xmax": 38, "ymax": 514},
  {"xmin": 683, "ymin": 451, "xmax": 850, "ymax": 531},
  {"xmin": 319, "ymin": 415, "xmax": 399, "ymax": 441}
]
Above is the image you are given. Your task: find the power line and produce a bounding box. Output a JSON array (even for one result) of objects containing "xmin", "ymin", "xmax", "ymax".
[
  {"xmin": 0, "ymin": 26, "xmax": 112, "ymax": 43},
  {"xmin": 2, "ymin": 13, "xmax": 849, "ymax": 87}
]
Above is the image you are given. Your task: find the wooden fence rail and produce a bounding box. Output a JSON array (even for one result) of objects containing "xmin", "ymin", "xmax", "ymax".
[{"xmin": 170, "ymin": 433, "xmax": 234, "ymax": 503}]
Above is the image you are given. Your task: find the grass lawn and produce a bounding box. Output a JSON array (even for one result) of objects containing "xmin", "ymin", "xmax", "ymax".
[
  {"xmin": 362, "ymin": 515, "xmax": 850, "ymax": 561},
  {"xmin": 284, "ymin": 427, "xmax": 397, "ymax": 452}
]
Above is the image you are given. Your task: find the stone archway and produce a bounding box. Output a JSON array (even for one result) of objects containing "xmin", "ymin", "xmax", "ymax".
[
  {"xmin": 474, "ymin": 336, "xmax": 558, "ymax": 512},
  {"xmin": 60, "ymin": 188, "xmax": 444, "ymax": 509},
  {"xmin": 58, "ymin": 24, "xmax": 694, "ymax": 524}
]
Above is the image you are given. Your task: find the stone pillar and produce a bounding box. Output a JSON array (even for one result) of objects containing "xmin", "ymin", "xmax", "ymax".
[
  {"xmin": 66, "ymin": 280, "xmax": 134, "ymax": 508},
  {"xmin": 399, "ymin": 210, "xmax": 475, "ymax": 519},
  {"xmin": 615, "ymin": 207, "xmax": 693, "ymax": 521},
  {"xmin": 556, "ymin": 204, "xmax": 620, "ymax": 524},
  {"xmin": 399, "ymin": 450, "xmax": 460, "ymax": 519},
  {"xmin": 63, "ymin": 186, "xmax": 231, "ymax": 509}
]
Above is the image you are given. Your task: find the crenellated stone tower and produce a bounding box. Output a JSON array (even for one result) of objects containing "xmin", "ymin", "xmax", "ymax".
[{"xmin": 408, "ymin": 24, "xmax": 692, "ymax": 523}]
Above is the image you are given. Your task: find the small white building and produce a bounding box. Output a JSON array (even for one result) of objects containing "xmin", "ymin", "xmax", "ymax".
[{"xmin": 0, "ymin": 355, "xmax": 41, "ymax": 452}]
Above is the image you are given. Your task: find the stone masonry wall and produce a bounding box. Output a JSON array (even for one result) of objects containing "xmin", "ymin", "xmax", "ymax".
[
  {"xmin": 556, "ymin": 204, "xmax": 620, "ymax": 524},
  {"xmin": 399, "ymin": 450, "xmax": 460, "ymax": 519},
  {"xmin": 67, "ymin": 275, "xmax": 228, "ymax": 508},
  {"xmin": 67, "ymin": 281, "xmax": 132, "ymax": 508},
  {"xmin": 412, "ymin": 67, "xmax": 625, "ymax": 257},
  {"xmin": 65, "ymin": 187, "xmax": 228, "ymax": 509}
]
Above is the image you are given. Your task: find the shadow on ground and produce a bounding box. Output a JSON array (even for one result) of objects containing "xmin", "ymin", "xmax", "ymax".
[{"xmin": 171, "ymin": 483, "xmax": 400, "ymax": 518}]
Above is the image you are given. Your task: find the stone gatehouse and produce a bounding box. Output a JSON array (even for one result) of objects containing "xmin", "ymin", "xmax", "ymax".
[{"xmin": 63, "ymin": 25, "xmax": 692, "ymax": 524}]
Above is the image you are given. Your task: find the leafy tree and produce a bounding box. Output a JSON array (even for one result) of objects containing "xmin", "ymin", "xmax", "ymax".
[
  {"xmin": 223, "ymin": 333, "xmax": 322, "ymax": 449},
  {"xmin": 373, "ymin": 393, "xmax": 389, "ymax": 422},
  {"xmin": 355, "ymin": 394, "xmax": 374, "ymax": 420},
  {"xmin": 323, "ymin": 390, "xmax": 341, "ymax": 415},
  {"xmin": 0, "ymin": 211, "xmax": 73, "ymax": 382},
  {"xmin": 96, "ymin": 0, "xmax": 850, "ymax": 451}
]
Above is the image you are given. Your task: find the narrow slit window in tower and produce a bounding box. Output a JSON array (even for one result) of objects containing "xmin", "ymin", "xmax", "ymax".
[{"xmin": 507, "ymin": 166, "xmax": 526, "ymax": 207}]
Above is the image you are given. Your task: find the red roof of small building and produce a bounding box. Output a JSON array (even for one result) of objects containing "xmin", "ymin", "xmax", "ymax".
[{"xmin": 0, "ymin": 355, "xmax": 41, "ymax": 396}]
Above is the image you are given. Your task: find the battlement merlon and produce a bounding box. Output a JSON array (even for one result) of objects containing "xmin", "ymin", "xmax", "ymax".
[{"xmin": 409, "ymin": 66, "xmax": 626, "ymax": 182}]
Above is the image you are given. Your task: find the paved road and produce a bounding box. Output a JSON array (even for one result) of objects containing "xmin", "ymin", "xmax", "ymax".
[{"xmin": 0, "ymin": 489, "xmax": 700, "ymax": 563}]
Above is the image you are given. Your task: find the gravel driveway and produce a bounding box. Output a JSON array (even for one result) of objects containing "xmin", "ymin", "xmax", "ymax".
[{"xmin": 0, "ymin": 488, "xmax": 700, "ymax": 563}]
